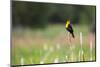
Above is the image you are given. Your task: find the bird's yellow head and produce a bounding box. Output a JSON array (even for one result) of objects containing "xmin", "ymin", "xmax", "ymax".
[{"xmin": 66, "ymin": 20, "xmax": 70, "ymax": 28}]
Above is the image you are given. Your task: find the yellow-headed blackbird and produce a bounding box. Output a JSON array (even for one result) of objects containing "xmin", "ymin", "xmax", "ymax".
[{"xmin": 66, "ymin": 20, "xmax": 75, "ymax": 38}]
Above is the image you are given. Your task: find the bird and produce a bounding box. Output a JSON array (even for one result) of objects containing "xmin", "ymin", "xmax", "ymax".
[{"xmin": 65, "ymin": 19, "xmax": 75, "ymax": 38}]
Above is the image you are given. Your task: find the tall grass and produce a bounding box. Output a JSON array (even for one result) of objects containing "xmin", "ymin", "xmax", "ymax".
[{"xmin": 11, "ymin": 24, "xmax": 96, "ymax": 65}]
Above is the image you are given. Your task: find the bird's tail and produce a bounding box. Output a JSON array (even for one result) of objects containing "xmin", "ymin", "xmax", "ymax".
[{"xmin": 71, "ymin": 32, "xmax": 75, "ymax": 38}]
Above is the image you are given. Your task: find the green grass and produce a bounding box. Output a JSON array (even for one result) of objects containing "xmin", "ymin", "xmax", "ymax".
[{"xmin": 11, "ymin": 24, "xmax": 96, "ymax": 65}]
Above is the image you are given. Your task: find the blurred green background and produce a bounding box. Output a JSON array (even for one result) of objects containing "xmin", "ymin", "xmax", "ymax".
[
  {"xmin": 12, "ymin": 1, "xmax": 96, "ymax": 30},
  {"xmin": 12, "ymin": 1, "xmax": 96, "ymax": 66}
]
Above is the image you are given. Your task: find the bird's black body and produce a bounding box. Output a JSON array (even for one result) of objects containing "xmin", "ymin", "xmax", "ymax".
[{"xmin": 66, "ymin": 24, "xmax": 75, "ymax": 38}]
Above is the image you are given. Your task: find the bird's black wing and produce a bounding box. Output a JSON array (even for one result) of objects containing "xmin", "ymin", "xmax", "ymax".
[
  {"xmin": 68, "ymin": 24, "xmax": 73, "ymax": 33},
  {"xmin": 68, "ymin": 24, "xmax": 75, "ymax": 38}
]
